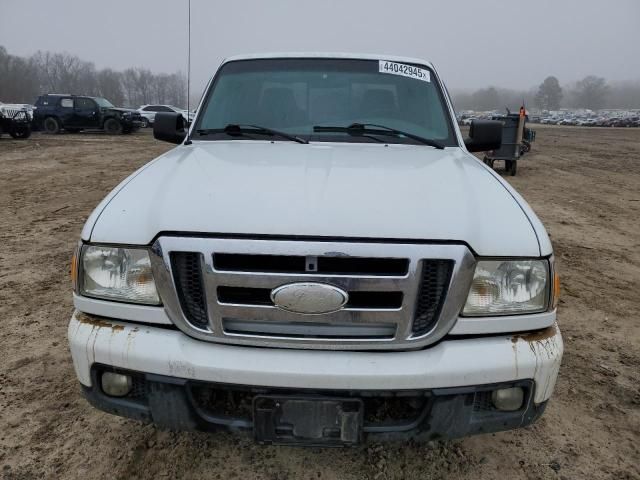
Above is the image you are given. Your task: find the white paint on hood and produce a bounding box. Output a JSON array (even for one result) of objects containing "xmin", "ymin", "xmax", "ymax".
[{"xmin": 86, "ymin": 140, "xmax": 545, "ymax": 257}]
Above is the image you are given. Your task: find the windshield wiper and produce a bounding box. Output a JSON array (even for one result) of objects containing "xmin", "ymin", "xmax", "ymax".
[
  {"xmin": 197, "ymin": 124, "xmax": 308, "ymax": 144},
  {"xmin": 313, "ymin": 123, "xmax": 445, "ymax": 149}
]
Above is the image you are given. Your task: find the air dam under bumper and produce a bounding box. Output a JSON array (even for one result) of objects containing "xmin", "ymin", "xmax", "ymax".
[{"xmin": 68, "ymin": 311, "xmax": 562, "ymax": 440}]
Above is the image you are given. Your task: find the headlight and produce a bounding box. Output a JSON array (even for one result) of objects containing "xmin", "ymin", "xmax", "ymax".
[
  {"xmin": 80, "ymin": 245, "xmax": 160, "ymax": 304},
  {"xmin": 463, "ymin": 260, "xmax": 549, "ymax": 316}
]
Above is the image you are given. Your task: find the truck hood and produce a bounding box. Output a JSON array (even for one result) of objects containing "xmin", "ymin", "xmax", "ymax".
[{"xmin": 87, "ymin": 141, "xmax": 542, "ymax": 256}]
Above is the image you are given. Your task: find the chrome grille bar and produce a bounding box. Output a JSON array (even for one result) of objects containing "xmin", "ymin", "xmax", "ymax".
[{"xmin": 150, "ymin": 237, "xmax": 476, "ymax": 351}]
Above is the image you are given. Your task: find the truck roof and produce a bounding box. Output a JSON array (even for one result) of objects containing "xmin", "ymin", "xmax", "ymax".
[{"xmin": 223, "ymin": 52, "xmax": 435, "ymax": 68}]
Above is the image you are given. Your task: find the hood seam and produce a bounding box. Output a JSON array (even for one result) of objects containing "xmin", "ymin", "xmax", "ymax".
[
  {"xmin": 472, "ymin": 155, "xmax": 542, "ymax": 256},
  {"xmin": 88, "ymin": 153, "xmax": 170, "ymax": 241}
]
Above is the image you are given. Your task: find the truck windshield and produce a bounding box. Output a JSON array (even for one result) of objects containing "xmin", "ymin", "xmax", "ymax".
[
  {"xmin": 94, "ymin": 97, "xmax": 115, "ymax": 108},
  {"xmin": 195, "ymin": 58, "xmax": 457, "ymax": 146}
]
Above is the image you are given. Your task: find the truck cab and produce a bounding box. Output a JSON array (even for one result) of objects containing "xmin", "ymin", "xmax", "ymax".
[{"xmin": 68, "ymin": 53, "xmax": 562, "ymax": 446}]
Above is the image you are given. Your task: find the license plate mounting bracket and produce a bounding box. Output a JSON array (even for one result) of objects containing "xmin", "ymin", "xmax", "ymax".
[{"xmin": 253, "ymin": 395, "xmax": 363, "ymax": 446}]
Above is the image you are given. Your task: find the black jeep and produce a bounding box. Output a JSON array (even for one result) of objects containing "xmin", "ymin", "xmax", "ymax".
[{"xmin": 33, "ymin": 94, "xmax": 143, "ymax": 134}]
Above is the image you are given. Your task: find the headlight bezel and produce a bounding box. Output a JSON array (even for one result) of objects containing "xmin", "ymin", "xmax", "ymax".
[
  {"xmin": 76, "ymin": 243, "xmax": 161, "ymax": 306},
  {"xmin": 461, "ymin": 257, "xmax": 553, "ymax": 317}
]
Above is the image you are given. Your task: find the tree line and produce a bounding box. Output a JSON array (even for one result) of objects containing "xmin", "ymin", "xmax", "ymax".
[
  {"xmin": 453, "ymin": 75, "xmax": 640, "ymax": 112},
  {"xmin": 0, "ymin": 46, "xmax": 187, "ymax": 108},
  {"xmin": 2, "ymin": 45, "xmax": 640, "ymax": 112}
]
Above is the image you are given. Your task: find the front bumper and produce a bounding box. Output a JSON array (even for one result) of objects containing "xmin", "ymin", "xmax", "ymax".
[
  {"xmin": 68, "ymin": 311, "xmax": 562, "ymax": 440},
  {"xmin": 82, "ymin": 367, "xmax": 547, "ymax": 442},
  {"xmin": 120, "ymin": 116, "xmax": 143, "ymax": 127}
]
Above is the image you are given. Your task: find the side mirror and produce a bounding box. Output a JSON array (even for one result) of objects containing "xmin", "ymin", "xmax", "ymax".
[
  {"xmin": 154, "ymin": 112, "xmax": 187, "ymax": 144},
  {"xmin": 464, "ymin": 120, "xmax": 502, "ymax": 152}
]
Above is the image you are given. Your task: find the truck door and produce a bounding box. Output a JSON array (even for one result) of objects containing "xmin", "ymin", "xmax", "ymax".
[{"xmin": 71, "ymin": 97, "xmax": 100, "ymax": 129}]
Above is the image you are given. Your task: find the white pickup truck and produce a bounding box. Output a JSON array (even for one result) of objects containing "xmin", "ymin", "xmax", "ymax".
[{"xmin": 68, "ymin": 53, "xmax": 562, "ymax": 446}]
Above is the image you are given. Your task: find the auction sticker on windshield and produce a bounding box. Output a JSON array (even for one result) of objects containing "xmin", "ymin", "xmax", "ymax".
[{"xmin": 379, "ymin": 61, "xmax": 430, "ymax": 82}]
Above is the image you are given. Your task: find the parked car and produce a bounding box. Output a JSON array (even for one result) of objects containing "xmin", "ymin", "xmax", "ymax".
[
  {"xmin": 0, "ymin": 101, "xmax": 32, "ymax": 139},
  {"xmin": 540, "ymin": 117, "xmax": 558, "ymax": 125},
  {"xmin": 33, "ymin": 94, "xmax": 144, "ymax": 134},
  {"xmin": 137, "ymin": 104, "xmax": 195, "ymax": 127},
  {"xmin": 604, "ymin": 117, "xmax": 623, "ymax": 127},
  {"xmin": 68, "ymin": 53, "xmax": 562, "ymax": 446},
  {"xmin": 618, "ymin": 116, "xmax": 638, "ymax": 127}
]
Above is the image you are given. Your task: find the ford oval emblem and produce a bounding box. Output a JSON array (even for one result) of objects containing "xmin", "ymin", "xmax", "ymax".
[{"xmin": 271, "ymin": 283, "xmax": 348, "ymax": 315}]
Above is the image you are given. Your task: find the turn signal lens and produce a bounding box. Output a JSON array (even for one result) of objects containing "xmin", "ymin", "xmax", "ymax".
[
  {"xmin": 71, "ymin": 250, "xmax": 78, "ymax": 291},
  {"xmin": 552, "ymin": 270, "xmax": 560, "ymax": 309}
]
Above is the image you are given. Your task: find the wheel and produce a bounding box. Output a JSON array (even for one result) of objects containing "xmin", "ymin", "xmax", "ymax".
[
  {"xmin": 104, "ymin": 118, "xmax": 122, "ymax": 135},
  {"xmin": 9, "ymin": 125, "xmax": 31, "ymax": 139},
  {"xmin": 43, "ymin": 117, "xmax": 61, "ymax": 134},
  {"xmin": 141, "ymin": 118, "xmax": 150, "ymax": 128},
  {"xmin": 506, "ymin": 160, "xmax": 517, "ymax": 176}
]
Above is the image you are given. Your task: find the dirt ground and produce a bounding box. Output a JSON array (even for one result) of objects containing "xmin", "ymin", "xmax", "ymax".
[{"xmin": 0, "ymin": 126, "xmax": 639, "ymax": 480}]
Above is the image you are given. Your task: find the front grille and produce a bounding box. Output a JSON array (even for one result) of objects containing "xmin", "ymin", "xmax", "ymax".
[
  {"xmin": 412, "ymin": 260, "xmax": 454, "ymax": 336},
  {"xmin": 154, "ymin": 238, "xmax": 472, "ymax": 350},
  {"xmin": 170, "ymin": 252, "xmax": 208, "ymax": 328}
]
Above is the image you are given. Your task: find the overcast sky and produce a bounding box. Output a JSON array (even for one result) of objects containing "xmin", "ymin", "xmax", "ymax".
[{"xmin": 1, "ymin": 0, "xmax": 639, "ymax": 94}]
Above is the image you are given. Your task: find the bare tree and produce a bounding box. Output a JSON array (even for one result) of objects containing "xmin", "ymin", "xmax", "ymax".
[
  {"xmin": 569, "ymin": 76, "xmax": 609, "ymax": 110},
  {"xmin": 166, "ymin": 72, "xmax": 187, "ymax": 108},
  {"xmin": 469, "ymin": 87, "xmax": 500, "ymax": 111},
  {"xmin": 0, "ymin": 46, "xmax": 40, "ymax": 103},
  {"xmin": 121, "ymin": 68, "xmax": 140, "ymax": 107},
  {"xmin": 96, "ymin": 69, "xmax": 124, "ymax": 106},
  {"xmin": 1, "ymin": 45, "xmax": 196, "ymax": 107},
  {"xmin": 534, "ymin": 76, "xmax": 563, "ymax": 110},
  {"xmin": 134, "ymin": 68, "xmax": 154, "ymax": 105},
  {"xmin": 153, "ymin": 73, "xmax": 170, "ymax": 105},
  {"xmin": 607, "ymin": 80, "xmax": 640, "ymax": 109}
]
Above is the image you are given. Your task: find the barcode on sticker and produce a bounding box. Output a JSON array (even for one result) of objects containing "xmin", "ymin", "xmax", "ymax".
[{"xmin": 379, "ymin": 61, "xmax": 430, "ymax": 82}]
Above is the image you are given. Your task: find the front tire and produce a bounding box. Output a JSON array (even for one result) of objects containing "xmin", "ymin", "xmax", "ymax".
[
  {"xmin": 9, "ymin": 125, "xmax": 31, "ymax": 139},
  {"xmin": 43, "ymin": 117, "xmax": 61, "ymax": 134},
  {"xmin": 141, "ymin": 118, "xmax": 150, "ymax": 128},
  {"xmin": 104, "ymin": 118, "xmax": 123, "ymax": 135}
]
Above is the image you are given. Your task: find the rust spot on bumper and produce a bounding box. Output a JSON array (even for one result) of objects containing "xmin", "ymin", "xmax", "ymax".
[
  {"xmin": 76, "ymin": 312, "xmax": 125, "ymax": 332},
  {"xmin": 511, "ymin": 324, "xmax": 557, "ymax": 344}
]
